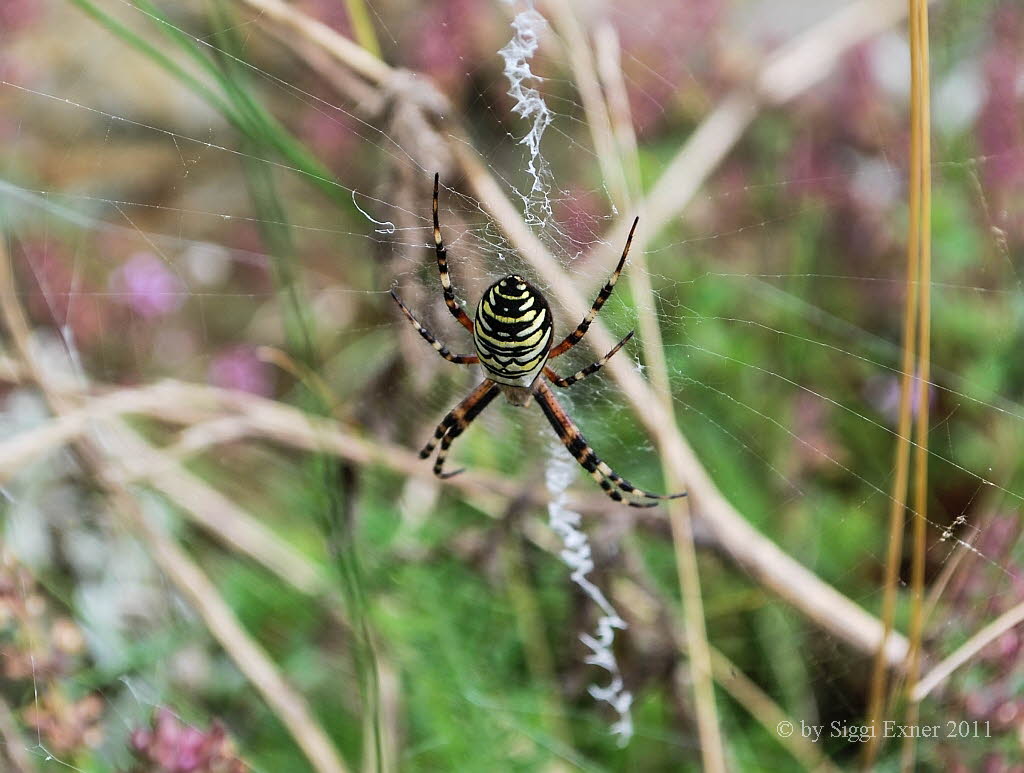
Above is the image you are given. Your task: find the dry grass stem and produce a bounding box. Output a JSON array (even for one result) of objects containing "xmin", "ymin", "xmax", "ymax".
[
  {"xmin": 500, "ymin": 531, "xmax": 575, "ymax": 751},
  {"xmin": 594, "ymin": 22, "xmax": 642, "ymax": 200},
  {"xmin": 547, "ymin": 4, "xmax": 724, "ymax": 765},
  {"xmin": 911, "ymin": 599, "xmax": 1024, "ymax": 702},
  {"xmin": 621, "ymin": 546, "xmax": 839, "ymax": 773},
  {"xmin": 708, "ymin": 647, "xmax": 841, "ymax": 773},
  {"xmin": 864, "ymin": 39, "xmax": 923, "ymax": 773},
  {"xmin": 0, "ymin": 368, "xmax": 643, "ymax": 524},
  {"xmin": 235, "ymin": 0, "xmax": 391, "ymax": 85},
  {"xmin": 901, "ymin": 0, "xmax": 933, "ymax": 766},
  {"xmin": 0, "ymin": 383, "xmax": 203, "ymax": 485},
  {"xmin": 865, "ymin": 1, "xmax": 933, "ymax": 766},
  {"xmin": 103, "ymin": 419, "xmax": 329, "ymax": 596},
  {"xmin": 545, "ymin": 0, "xmax": 628, "ymax": 208},
  {"xmin": 565, "ymin": 9, "xmax": 725, "ymax": 768}
]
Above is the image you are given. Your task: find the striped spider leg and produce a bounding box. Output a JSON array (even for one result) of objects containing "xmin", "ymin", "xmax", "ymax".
[
  {"xmin": 390, "ymin": 289, "xmax": 493, "ymax": 478},
  {"xmin": 543, "ymin": 330, "xmax": 634, "ymax": 388},
  {"xmin": 389, "ymin": 172, "xmax": 479, "ymax": 363},
  {"xmin": 547, "ymin": 216, "xmax": 638, "ymax": 360},
  {"xmin": 534, "ymin": 379, "xmax": 687, "ymax": 508},
  {"xmin": 417, "ymin": 379, "xmax": 500, "ymax": 479},
  {"xmin": 538, "ymin": 217, "xmax": 685, "ymax": 505},
  {"xmin": 432, "ymin": 172, "xmax": 474, "ymax": 333},
  {"xmin": 390, "ymin": 290, "xmax": 478, "ymax": 365}
]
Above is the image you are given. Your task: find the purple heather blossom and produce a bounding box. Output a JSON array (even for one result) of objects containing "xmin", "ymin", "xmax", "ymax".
[
  {"xmin": 0, "ymin": 0, "xmax": 39, "ymax": 34},
  {"xmin": 977, "ymin": 5, "xmax": 1024, "ymax": 212},
  {"xmin": 407, "ymin": 0, "xmax": 490, "ymax": 96},
  {"xmin": 296, "ymin": 0, "xmax": 351, "ymax": 36},
  {"xmin": 111, "ymin": 252, "xmax": 187, "ymax": 318},
  {"xmin": 615, "ymin": 0, "xmax": 722, "ymax": 136},
  {"xmin": 298, "ymin": 108, "xmax": 356, "ymax": 164},
  {"xmin": 864, "ymin": 372, "xmax": 936, "ymax": 427},
  {"xmin": 208, "ymin": 346, "xmax": 274, "ymax": 397},
  {"xmin": 130, "ymin": 708, "xmax": 245, "ymax": 773}
]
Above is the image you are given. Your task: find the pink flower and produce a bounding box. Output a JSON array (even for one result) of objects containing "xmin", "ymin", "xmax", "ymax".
[
  {"xmin": 298, "ymin": 108, "xmax": 356, "ymax": 164},
  {"xmin": 296, "ymin": 0, "xmax": 352, "ymax": 35},
  {"xmin": 110, "ymin": 252, "xmax": 187, "ymax": 318},
  {"xmin": 130, "ymin": 708, "xmax": 245, "ymax": 773},
  {"xmin": 977, "ymin": 41, "xmax": 1024, "ymax": 197},
  {"xmin": 406, "ymin": 0, "xmax": 491, "ymax": 97},
  {"xmin": 973, "ymin": 4, "xmax": 1024, "ymax": 242},
  {"xmin": 616, "ymin": 0, "xmax": 722, "ymax": 136},
  {"xmin": 208, "ymin": 347, "xmax": 274, "ymax": 397},
  {"xmin": 0, "ymin": 0, "xmax": 40, "ymax": 34}
]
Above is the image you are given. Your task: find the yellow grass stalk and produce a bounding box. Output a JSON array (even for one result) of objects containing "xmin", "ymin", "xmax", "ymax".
[
  {"xmin": 864, "ymin": 0, "xmax": 931, "ymax": 767},
  {"xmin": 902, "ymin": 0, "xmax": 932, "ymax": 767}
]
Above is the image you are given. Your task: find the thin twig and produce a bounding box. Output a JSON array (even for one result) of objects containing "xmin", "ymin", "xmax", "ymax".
[{"xmin": 911, "ymin": 599, "xmax": 1024, "ymax": 702}]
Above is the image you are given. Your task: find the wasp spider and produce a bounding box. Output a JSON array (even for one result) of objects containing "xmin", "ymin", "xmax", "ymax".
[{"xmin": 390, "ymin": 174, "xmax": 686, "ymax": 507}]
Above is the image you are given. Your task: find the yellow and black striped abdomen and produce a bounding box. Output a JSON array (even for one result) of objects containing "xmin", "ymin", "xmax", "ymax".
[{"xmin": 473, "ymin": 275, "xmax": 553, "ymax": 387}]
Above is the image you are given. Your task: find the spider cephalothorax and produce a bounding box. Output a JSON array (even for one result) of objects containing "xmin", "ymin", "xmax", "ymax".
[{"xmin": 389, "ymin": 174, "xmax": 686, "ymax": 507}]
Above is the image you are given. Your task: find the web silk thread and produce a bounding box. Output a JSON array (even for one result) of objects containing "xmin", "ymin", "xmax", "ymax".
[
  {"xmin": 545, "ymin": 446, "xmax": 634, "ymax": 745},
  {"xmin": 498, "ymin": 4, "xmax": 554, "ymax": 226}
]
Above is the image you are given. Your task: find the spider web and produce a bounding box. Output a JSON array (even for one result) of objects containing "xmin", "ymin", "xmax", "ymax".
[{"xmin": 0, "ymin": 0, "xmax": 1023, "ymax": 770}]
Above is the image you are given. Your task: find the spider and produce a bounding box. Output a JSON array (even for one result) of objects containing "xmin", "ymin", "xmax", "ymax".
[{"xmin": 389, "ymin": 174, "xmax": 687, "ymax": 508}]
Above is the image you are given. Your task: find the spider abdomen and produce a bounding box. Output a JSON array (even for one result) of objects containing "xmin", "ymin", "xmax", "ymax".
[{"xmin": 473, "ymin": 275, "xmax": 553, "ymax": 387}]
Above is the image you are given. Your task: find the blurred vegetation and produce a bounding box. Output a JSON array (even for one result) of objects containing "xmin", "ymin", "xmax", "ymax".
[{"xmin": 1, "ymin": 0, "xmax": 1023, "ymax": 771}]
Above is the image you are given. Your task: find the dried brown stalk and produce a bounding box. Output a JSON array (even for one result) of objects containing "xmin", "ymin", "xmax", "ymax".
[{"xmin": 548, "ymin": 6, "xmax": 724, "ymax": 767}]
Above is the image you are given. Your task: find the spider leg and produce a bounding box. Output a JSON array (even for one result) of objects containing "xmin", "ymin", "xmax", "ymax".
[
  {"xmin": 534, "ymin": 379, "xmax": 687, "ymax": 507},
  {"xmin": 419, "ymin": 379, "xmax": 500, "ymax": 479},
  {"xmin": 548, "ymin": 217, "xmax": 638, "ymax": 359},
  {"xmin": 433, "ymin": 173, "xmax": 475, "ymax": 333},
  {"xmin": 545, "ymin": 330, "xmax": 634, "ymax": 388},
  {"xmin": 390, "ymin": 290, "xmax": 479, "ymax": 364}
]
